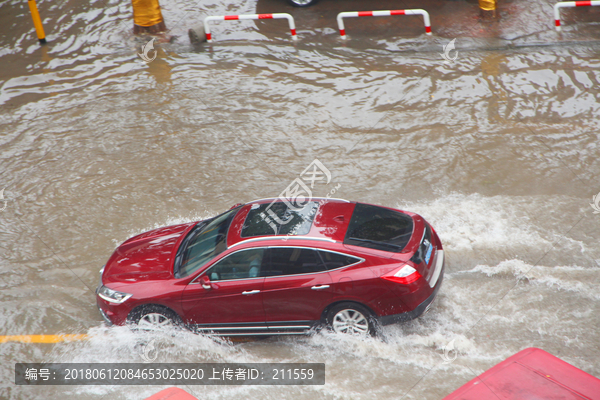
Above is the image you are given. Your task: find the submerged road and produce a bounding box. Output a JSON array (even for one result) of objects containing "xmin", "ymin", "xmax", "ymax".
[{"xmin": 1, "ymin": 0, "xmax": 600, "ymax": 399}]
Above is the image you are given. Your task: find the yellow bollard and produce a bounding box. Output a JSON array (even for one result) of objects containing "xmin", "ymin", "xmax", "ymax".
[
  {"xmin": 479, "ymin": 0, "xmax": 497, "ymax": 19},
  {"xmin": 132, "ymin": 0, "xmax": 167, "ymax": 34},
  {"xmin": 27, "ymin": 0, "xmax": 47, "ymax": 45}
]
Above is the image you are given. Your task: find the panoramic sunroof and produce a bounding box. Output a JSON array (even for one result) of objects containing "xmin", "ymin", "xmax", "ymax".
[{"xmin": 241, "ymin": 201, "xmax": 319, "ymax": 238}]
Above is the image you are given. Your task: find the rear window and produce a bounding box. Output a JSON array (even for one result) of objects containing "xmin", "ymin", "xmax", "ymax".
[
  {"xmin": 241, "ymin": 202, "xmax": 318, "ymax": 237},
  {"xmin": 344, "ymin": 204, "xmax": 413, "ymax": 253}
]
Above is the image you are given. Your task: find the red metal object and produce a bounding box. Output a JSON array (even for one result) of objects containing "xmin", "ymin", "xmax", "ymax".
[
  {"xmin": 442, "ymin": 347, "xmax": 600, "ymax": 400},
  {"xmin": 554, "ymin": 1, "xmax": 600, "ymax": 30},
  {"xmin": 97, "ymin": 199, "xmax": 445, "ymax": 335},
  {"xmin": 144, "ymin": 387, "xmax": 198, "ymax": 400},
  {"xmin": 337, "ymin": 9, "xmax": 432, "ymax": 38},
  {"xmin": 204, "ymin": 13, "xmax": 297, "ymax": 42}
]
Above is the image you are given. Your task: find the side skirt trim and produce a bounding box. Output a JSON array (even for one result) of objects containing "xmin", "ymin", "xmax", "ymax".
[{"xmin": 191, "ymin": 321, "xmax": 319, "ymax": 336}]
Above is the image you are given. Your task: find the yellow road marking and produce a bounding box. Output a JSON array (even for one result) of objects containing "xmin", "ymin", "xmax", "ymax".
[{"xmin": 0, "ymin": 334, "xmax": 89, "ymax": 343}]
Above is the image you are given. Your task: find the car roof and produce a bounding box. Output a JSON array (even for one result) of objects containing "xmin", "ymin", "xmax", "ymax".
[{"xmin": 226, "ymin": 198, "xmax": 356, "ymax": 248}]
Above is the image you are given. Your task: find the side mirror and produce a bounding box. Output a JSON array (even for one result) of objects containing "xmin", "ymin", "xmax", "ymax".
[{"xmin": 200, "ymin": 275, "xmax": 211, "ymax": 290}]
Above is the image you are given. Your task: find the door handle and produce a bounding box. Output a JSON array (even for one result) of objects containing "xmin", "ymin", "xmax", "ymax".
[
  {"xmin": 311, "ymin": 285, "xmax": 330, "ymax": 290},
  {"xmin": 242, "ymin": 290, "xmax": 260, "ymax": 295}
]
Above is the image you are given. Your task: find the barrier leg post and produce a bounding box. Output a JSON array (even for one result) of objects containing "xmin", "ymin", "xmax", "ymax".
[
  {"xmin": 555, "ymin": 4, "xmax": 563, "ymax": 31},
  {"xmin": 411, "ymin": 10, "xmax": 432, "ymax": 35},
  {"xmin": 203, "ymin": 18, "xmax": 213, "ymax": 43},
  {"xmin": 285, "ymin": 15, "xmax": 298, "ymax": 40},
  {"xmin": 27, "ymin": 0, "xmax": 47, "ymax": 45},
  {"xmin": 337, "ymin": 14, "xmax": 347, "ymax": 38}
]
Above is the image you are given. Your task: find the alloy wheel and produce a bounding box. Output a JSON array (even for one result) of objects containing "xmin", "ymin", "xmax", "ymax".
[
  {"xmin": 138, "ymin": 312, "xmax": 174, "ymax": 330},
  {"xmin": 332, "ymin": 309, "xmax": 370, "ymax": 336}
]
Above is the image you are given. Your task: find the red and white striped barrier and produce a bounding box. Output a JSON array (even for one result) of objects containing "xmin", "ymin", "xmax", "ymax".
[
  {"xmin": 337, "ymin": 9, "xmax": 432, "ymax": 38},
  {"xmin": 203, "ymin": 13, "xmax": 297, "ymax": 43},
  {"xmin": 554, "ymin": 1, "xmax": 600, "ymax": 31}
]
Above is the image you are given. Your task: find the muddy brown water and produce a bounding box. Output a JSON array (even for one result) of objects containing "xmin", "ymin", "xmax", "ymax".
[{"xmin": 1, "ymin": 0, "xmax": 600, "ymax": 398}]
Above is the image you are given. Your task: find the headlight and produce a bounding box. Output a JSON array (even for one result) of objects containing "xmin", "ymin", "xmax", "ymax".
[{"xmin": 97, "ymin": 285, "xmax": 132, "ymax": 304}]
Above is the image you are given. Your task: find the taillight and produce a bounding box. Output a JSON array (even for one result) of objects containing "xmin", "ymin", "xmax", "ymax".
[{"xmin": 382, "ymin": 264, "xmax": 422, "ymax": 284}]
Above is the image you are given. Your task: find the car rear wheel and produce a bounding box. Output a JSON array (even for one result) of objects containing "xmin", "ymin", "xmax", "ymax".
[
  {"xmin": 327, "ymin": 303, "xmax": 375, "ymax": 337},
  {"xmin": 129, "ymin": 306, "xmax": 181, "ymax": 331},
  {"xmin": 287, "ymin": 0, "xmax": 318, "ymax": 7}
]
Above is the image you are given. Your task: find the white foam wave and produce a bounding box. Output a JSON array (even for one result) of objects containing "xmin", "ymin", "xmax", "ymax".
[
  {"xmin": 48, "ymin": 325, "xmax": 250, "ymax": 365},
  {"xmin": 465, "ymin": 259, "xmax": 600, "ymax": 300},
  {"xmin": 397, "ymin": 193, "xmax": 551, "ymax": 253}
]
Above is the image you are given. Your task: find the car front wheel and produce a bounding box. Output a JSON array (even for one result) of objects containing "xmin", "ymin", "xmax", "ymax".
[
  {"xmin": 327, "ymin": 303, "xmax": 375, "ymax": 337},
  {"xmin": 129, "ymin": 306, "xmax": 181, "ymax": 331}
]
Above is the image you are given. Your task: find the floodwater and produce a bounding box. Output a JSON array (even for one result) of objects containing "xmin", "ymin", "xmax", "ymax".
[{"xmin": 1, "ymin": 0, "xmax": 600, "ymax": 398}]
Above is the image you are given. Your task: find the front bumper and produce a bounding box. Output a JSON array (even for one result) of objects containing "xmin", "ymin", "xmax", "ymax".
[
  {"xmin": 98, "ymin": 306, "xmax": 113, "ymax": 326},
  {"xmin": 96, "ymin": 294, "xmax": 131, "ymax": 326}
]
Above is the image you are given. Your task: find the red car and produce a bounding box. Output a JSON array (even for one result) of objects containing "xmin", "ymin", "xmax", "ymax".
[{"xmin": 96, "ymin": 198, "xmax": 445, "ymax": 337}]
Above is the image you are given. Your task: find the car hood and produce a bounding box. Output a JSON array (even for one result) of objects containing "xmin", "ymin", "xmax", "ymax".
[{"xmin": 102, "ymin": 222, "xmax": 196, "ymax": 284}]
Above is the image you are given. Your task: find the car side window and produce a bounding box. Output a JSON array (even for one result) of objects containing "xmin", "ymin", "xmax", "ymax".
[
  {"xmin": 205, "ymin": 248, "xmax": 265, "ymax": 281},
  {"xmin": 317, "ymin": 250, "xmax": 361, "ymax": 270},
  {"xmin": 264, "ymin": 248, "xmax": 325, "ymax": 277}
]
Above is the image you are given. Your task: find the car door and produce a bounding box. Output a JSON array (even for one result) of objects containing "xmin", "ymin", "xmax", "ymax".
[
  {"xmin": 181, "ymin": 248, "xmax": 266, "ymax": 331},
  {"xmin": 261, "ymin": 247, "xmax": 333, "ymax": 327}
]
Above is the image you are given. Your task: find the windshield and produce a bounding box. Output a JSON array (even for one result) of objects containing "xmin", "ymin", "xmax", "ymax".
[
  {"xmin": 344, "ymin": 204, "xmax": 414, "ymax": 253},
  {"xmin": 175, "ymin": 207, "xmax": 239, "ymax": 278}
]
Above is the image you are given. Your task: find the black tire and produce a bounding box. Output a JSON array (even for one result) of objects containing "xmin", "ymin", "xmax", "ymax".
[
  {"xmin": 287, "ymin": 0, "xmax": 318, "ymax": 7},
  {"xmin": 326, "ymin": 302, "xmax": 376, "ymax": 337},
  {"xmin": 128, "ymin": 305, "xmax": 182, "ymax": 331}
]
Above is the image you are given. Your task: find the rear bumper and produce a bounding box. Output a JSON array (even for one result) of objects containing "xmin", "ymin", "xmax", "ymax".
[{"xmin": 378, "ymin": 257, "xmax": 444, "ymax": 326}]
